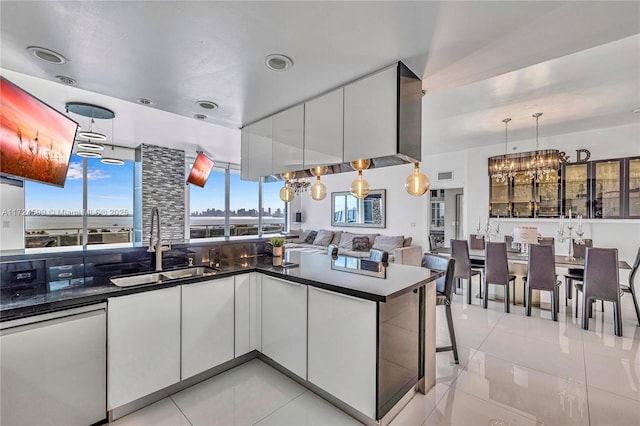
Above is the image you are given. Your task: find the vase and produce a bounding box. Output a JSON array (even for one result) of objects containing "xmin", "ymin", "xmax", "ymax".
[{"xmin": 273, "ymin": 246, "xmax": 283, "ymax": 257}]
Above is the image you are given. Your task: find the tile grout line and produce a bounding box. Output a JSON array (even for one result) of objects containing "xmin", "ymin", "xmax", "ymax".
[
  {"xmin": 169, "ymin": 395, "xmax": 194, "ymax": 426},
  {"xmin": 250, "ymin": 390, "xmax": 310, "ymax": 425}
]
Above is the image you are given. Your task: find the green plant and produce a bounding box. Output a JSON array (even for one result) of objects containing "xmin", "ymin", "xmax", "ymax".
[{"xmin": 270, "ymin": 237, "xmax": 285, "ymax": 247}]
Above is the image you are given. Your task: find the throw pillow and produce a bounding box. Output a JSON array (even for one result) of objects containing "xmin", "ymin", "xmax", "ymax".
[
  {"xmin": 313, "ymin": 229, "xmax": 334, "ymax": 246},
  {"xmin": 352, "ymin": 236, "xmax": 370, "ymax": 251},
  {"xmin": 338, "ymin": 232, "xmax": 356, "ymax": 249},
  {"xmin": 372, "ymin": 235, "xmax": 405, "ymax": 252},
  {"xmin": 403, "ymin": 237, "xmax": 413, "ymax": 247},
  {"xmin": 304, "ymin": 231, "xmax": 317, "ymax": 244}
]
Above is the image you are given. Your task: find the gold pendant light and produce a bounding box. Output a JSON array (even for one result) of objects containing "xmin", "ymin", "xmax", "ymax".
[
  {"xmin": 350, "ymin": 159, "xmax": 371, "ymax": 172},
  {"xmin": 405, "ymin": 162, "xmax": 430, "ymax": 196},
  {"xmin": 350, "ymin": 170, "xmax": 370, "ymax": 199},
  {"xmin": 310, "ymin": 166, "xmax": 328, "ymax": 201},
  {"xmin": 279, "ymin": 171, "xmax": 296, "ymax": 202}
]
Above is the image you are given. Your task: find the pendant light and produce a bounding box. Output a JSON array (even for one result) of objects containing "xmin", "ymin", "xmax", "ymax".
[
  {"xmin": 279, "ymin": 171, "xmax": 295, "ymax": 202},
  {"xmin": 488, "ymin": 118, "xmax": 514, "ymax": 183},
  {"xmin": 78, "ymin": 117, "xmax": 107, "ymax": 142},
  {"xmin": 101, "ymin": 118, "xmax": 124, "ymax": 165},
  {"xmin": 405, "ymin": 162, "xmax": 430, "ymax": 196},
  {"xmin": 310, "ymin": 166, "xmax": 327, "ymax": 201},
  {"xmin": 350, "ymin": 170, "xmax": 370, "ymax": 199}
]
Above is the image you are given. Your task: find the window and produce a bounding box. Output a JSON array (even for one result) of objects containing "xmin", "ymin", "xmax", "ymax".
[
  {"xmin": 189, "ymin": 166, "xmax": 226, "ymax": 238},
  {"xmin": 188, "ymin": 164, "xmax": 286, "ymax": 239},
  {"xmin": 24, "ymin": 153, "xmax": 134, "ymax": 249}
]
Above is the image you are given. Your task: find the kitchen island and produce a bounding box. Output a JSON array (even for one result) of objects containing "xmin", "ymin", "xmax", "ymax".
[{"xmin": 1, "ymin": 249, "xmax": 441, "ymax": 426}]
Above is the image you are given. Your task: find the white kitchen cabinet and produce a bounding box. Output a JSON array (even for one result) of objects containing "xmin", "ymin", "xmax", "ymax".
[
  {"xmin": 251, "ymin": 272, "xmax": 262, "ymax": 351},
  {"xmin": 304, "ymin": 88, "xmax": 344, "ymax": 168},
  {"xmin": 343, "ymin": 65, "xmax": 398, "ymax": 162},
  {"xmin": 308, "ymin": 287, "xmax": 377, "ymax": 418},
  {"xmin": 235, "ymin": 273, "xmax": 252, "ymax": 356},
  {"xmin": 0, "ymin": 304, "xmax": 107, "ymax": 426},
  {"xmin": 261, "ymin": 275, "xmax": 307, "ymax": 379},
  {"xmin": 241, "ymin": 117, "xmax": 273, "ymax": 180},
  {"xmin": 182, "ymin": 277, "xmax": 235, "ymax": 379},
  {"xmin": 272, "ymin": 105, "xmax": 304, "ymax": 174},
  {"xmin": 108, "ymin": 286, "xmax": 181, "ymax": 410}
]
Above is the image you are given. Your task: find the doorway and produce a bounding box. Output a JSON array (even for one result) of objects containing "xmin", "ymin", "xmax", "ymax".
[{"xmin": 429, "ymin": 188, "xmax": 464, "ymax": 249}]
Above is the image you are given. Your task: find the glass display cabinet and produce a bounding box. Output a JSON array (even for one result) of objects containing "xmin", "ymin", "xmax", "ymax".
[
  {"xmin": 512, "ymin": 173, "xmax": 534, "ymax": 218},
  {"xmin": 562, "ymin": 163, "xmax": 589, "ymax": 218},
  {"xmin": 489, "ymin": 176, "xmax": 510, "ymax": 217},
  {"xmin": 625, "ymin": 157, "xmax": 640, "ymax": 218},
  {"xmin": 592, "ymin": 159, "xmax": 623, "ymax": 218},
  {"xmin": 535, "ymin": 170, "xmax": 560, "ymax": 218}
]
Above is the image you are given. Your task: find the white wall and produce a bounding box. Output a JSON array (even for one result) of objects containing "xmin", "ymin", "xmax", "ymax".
[
  {"xmin": 0, "ymin": 181, "xmax": 25, "ymax": 251},
  {"xmin": 444, "ymin": 188, "xmax": 464, "ymax": 244},
  {"xmin": 424, "ymin": 122, "xmax": 640, "ymax": 266},
  {"xmin": 294, "ymin": 163, "xmax": 427, "ymax": 249}
]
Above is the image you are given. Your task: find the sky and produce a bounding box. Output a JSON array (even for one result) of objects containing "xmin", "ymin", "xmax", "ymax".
[{"xmin": 25, "ymin": 155, "xmax": 284, "ymax": 216}]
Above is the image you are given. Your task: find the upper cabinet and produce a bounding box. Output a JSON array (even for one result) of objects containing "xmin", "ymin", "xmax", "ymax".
[
  {"xmin": 241, "ymin": 117, "xmax": 273, "ymax": 181},
  {"xmin": 240, "ymin": 61, "xmax": 422, "ymax": 180},
  {"xmin": 272, "ymin": 105, "xmax": 304, "ymax": 174},
  {"xmin": 343, "ymin": 66, "xmax": 397, "ymax": 162},
  {"xmin": 304, "ymin": 88, "xmax": 344, "ymax": 168}
]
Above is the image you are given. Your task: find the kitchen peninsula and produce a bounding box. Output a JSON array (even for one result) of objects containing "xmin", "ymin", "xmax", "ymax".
[{"xmin": 0, "ymin": 247, "xmax": 441, "ymax": 425}]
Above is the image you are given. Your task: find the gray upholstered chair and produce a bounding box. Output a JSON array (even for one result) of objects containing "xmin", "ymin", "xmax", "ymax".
[
  {"xmin": 523, "ymin": 244, "xmax": 561, "ymax": 321},
  {"xmin": 422, "ymin": 253, "xmax": 459, "ymax": 364},
  {"xmin": 538, "ymin": 237, "xmax": 555, "ymax": 246},
  {"xmin": 504, "ymin": 235, "xmax": 520, "ymax": 253},
  {"xmin": 621, "ymin": 247, "xmax": 640, "ymax": 326},
  {"xmin": 564, "ymin": 239, "xmax": 593, "ymax": 306},
  {"xmin": 451, "ymin": 239, "xmax": 483, "ymax": 305},
  {"xmin": 577, "ymin": 247, "xmax": 622, "ymax": 336},
  {"xmin": 483, "ymin": 242, "xmax": 517, "ymax": 313},
  {"xmin": 469, "ymin": 234, "xmax": 485, "ymax": 250}
]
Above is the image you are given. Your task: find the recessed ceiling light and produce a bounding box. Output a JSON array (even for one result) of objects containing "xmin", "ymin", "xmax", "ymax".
[
  {"xmin": 194, "ymin": 114, "xmax": 207, "ymax": 120},
  {"xmin": 26, "ymin": 46, "xmax": 68, "ymax": 64},
  {"xmin": 137, "ymin": 97, "xmax": 153, "ymax": 106},
  {"xmin": 196, "ymin": 100, "xmax": 218, "ymax": 110},
  {"xmin": 76, "ymin": 151, "xmax": 102, "ymax": 158},
  {"xmin": 56, "ymin": 75, "xmax": 77, "ymax": 86},
  {"xmin": 633, "ymin": 108, "xmax": 640, "ymax": 114},
  {"xmin": 265, "ymin": 54, "xmax": 293, "ymax": 72}
]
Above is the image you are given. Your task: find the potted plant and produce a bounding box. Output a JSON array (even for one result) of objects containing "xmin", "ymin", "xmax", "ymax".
[{"xmin": 270, "ymin": 237, "xmax": 285, "ymax": 257}]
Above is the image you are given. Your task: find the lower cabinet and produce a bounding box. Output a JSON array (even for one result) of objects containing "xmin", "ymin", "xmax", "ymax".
[
  {"xmin": 1, "ymin": 304, "xmax": 107, "ymax": 426},
  {"xmin": 182, "ymin": 277, "xmax": 235, "ymax": 379},
  {"xmin": 308, "ymin": 287, "xmax": 377, "ymax": 418},
  {"xmin": 108, "ymin": 286, "xmax": 181, "ymax": 410},
  {"xmin": 261, "ymin": 275, "xmax": 307, "ymax": 379}
]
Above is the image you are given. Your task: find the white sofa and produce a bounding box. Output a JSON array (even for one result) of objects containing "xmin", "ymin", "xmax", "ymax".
[{"xmin": 284, "ymin": 229, "xmax": 423, "ymax": 266}]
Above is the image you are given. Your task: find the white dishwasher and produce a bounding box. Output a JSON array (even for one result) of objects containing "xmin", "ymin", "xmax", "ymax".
[{"xmin": 1, "ymin": 303, "xmax": 107, "ymax": 426}]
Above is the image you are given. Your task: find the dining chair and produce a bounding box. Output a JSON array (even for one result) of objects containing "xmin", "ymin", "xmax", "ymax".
[
  {"xmin": 450, "ymin": 239, "xmax": 483, "ymax": 305},
  {"xmin": 504, "ymin": 235, "xmax": 520, "ymax": 252},
  {"xmin": 621, "ymin": 247, "xmax": 640, "ymax": 325},
  {"xmin": 538, "ymin": 237, "xmax": 555, "ymax": 246},
  {"xmin": 422, "ymin": 253, "xmax": 459, "ymax": 364},
  {"xmin": 577, "ymin": 247, "xmax": 622, "ymax": 336},
  {"xmin": 483, "ymin": 242, "xmax": 517, "ymax": 313},
  {"xmin": 469, "ymin": 234, "xmax": 485, "ymax": 250},
  {"xmin": 564, "ymin": 239, "xmax": 593, "ymax": 306},
  {"xmin": 523, "ymin": 244, "xmax": 561, "ymax": 321}
]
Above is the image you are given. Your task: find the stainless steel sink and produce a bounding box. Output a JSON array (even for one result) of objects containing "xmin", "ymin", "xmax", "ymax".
[
  {"xmin": 110, "ymin": 266, "xmax": 219, "ymax": 287},
  {"xmin": 160, "ymin": 267, "xmax": 218, "ymax": 279}
]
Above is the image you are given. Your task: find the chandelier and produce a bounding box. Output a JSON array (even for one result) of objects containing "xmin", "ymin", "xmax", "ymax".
[
  {"xmin": 290, "ymin": 178, "xmax": 311, "ymax": 194},
  {"xmin": 488, "ymin": 118, "xmax": 515, "ymax": 183},
  {"xmin": 487, "ymin": 112, "xmax": 560, "ymax": 183}
]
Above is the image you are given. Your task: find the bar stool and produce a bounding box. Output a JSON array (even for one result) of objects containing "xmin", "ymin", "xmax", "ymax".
[
  {"xmin": 422, "ymin": 253, "xmax": 459, "ymax": 364},
  {"xmin": 483, "ymin": 242, "xmax": 517, "ymax": 313}
]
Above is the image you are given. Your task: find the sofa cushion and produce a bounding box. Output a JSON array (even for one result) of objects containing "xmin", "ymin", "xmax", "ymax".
[
  {"xmin": 338, "ymin": 232, "xmax": 379, "ymax": 249},
  {"xmin": 403, "ymin": 237, "xmax": 413, "ymax": 247},
  {"xmin": 313, "ymin": 229, "xmax": 334, "ymax": 246},
  {"xmin": 304, "ymin": 231, "xmax": 318, "ymax": 244},
  {"xmin": 352, "ymin": 236, "xmax": 370, "ymax": 251},
  {"xmin": 330, "ymin": 231, "xmax": 343, "ymax": 245},
  {"xmin": 372, "ymin": 235, "xmax": 405, "ymax": 252}
]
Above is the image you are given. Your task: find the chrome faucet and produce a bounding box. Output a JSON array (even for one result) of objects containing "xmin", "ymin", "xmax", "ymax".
[{"xmin": 148, "ymin": 207, "xmax": 163, "ymax": 271}]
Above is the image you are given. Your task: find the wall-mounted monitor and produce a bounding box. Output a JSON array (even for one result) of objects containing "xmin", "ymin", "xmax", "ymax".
[
  {"xmin": 187, "ymin": 152, "xmax": 214, "ymax": 187},
  {"xmin": 0, "ymin": 76, "xmax": 78, "ymax": 187}
]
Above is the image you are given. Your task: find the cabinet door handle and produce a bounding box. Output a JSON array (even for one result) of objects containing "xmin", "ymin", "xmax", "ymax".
[
  {"xmin": 58, "ymin": 272, "xmax": 73, "ymax": 278},
  {"xmin": 266, "ymin": 276, "xmax": 301, "ymax": 287},
  {"xmin": 312, "ymin": 287, "xmax": 371, "ymax": 303}
]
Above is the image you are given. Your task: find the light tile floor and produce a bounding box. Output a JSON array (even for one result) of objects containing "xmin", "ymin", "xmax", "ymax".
[{"xmin": 111, "ymin": 281, "xmax": 640, "ymax": 426}]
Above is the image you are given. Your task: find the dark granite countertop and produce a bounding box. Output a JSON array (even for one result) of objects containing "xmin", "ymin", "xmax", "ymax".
[{"xmin": 1, "ymin": 252, "xmax": 441, "ymax": 322}]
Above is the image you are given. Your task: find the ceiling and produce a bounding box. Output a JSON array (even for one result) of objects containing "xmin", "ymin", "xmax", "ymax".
[{"xmin": 1, "ymin": 1, "xmax": 639, "ymax": 162}]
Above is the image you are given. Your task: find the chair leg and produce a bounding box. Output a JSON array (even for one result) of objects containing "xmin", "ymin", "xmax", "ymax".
[
  {"xmin": 526, "ymin": 285, "xmax": 532, "ymax": 316},
  {"xmin": 601, "ymin": 300, "xmax": 604, "ymax": 313},
  {"xmin": 483, "ymin": 278, "xmax": 488, "ymax": 309},
  {"xmin": 478, "ymin": 272, "xmax": 483, "ymax": 299},
  {"xmin": 504, "ymin": 283, "xmax": 510, "ymax": 313},
  {"xmin": 567, "ymin": 278, "xmax": 573, "ymax": 301},
  {"xmin": 581, "ymin": 296, "xmax": 590, "ymax": 330},
  {"xmin": 445, "ymin": 304, "xmax": 459, "ymax": 364},
  {"xmin": 589, "ymin": 300, "xmax": 594, "ymax": 319},
  {"xmin": 575, "ymin": 289, "xmax": 580, "ymax": 318},
  {"xmin": 551, "ymin": 289, "xmax": 558, "ymax": 322},
  {"xmin": 613, "ymin": 301, "xmax": 623, "ymax": 337},
  {"xmin": 467, "ymin": 277, "xmax": 472, "ymax": 305},
  {"xmin": 629, "ymin": 285, "xmax": 640, "ymax": 326}
]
